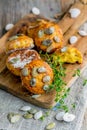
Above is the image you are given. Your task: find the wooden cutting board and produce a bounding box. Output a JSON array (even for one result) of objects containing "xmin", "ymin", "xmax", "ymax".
[{"xmin": 0, "ymin": 2, "xmax": 87, "ymax": 109}]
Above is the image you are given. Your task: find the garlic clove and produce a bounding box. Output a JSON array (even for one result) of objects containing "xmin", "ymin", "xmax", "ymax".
[{"xmin": 63, "ymin": 113, "xmax": 76, "ymax": 122}]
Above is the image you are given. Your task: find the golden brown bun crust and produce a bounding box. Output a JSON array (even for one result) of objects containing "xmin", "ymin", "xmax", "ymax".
[
  {"xmin": 6, "ymin": 34, "xmax": 34, "ymax": 54},
  {"xmin": 21, "ymin": 59, "xmax": 54, "ymax": 94},
  {"xmin": 6, "ymin": 49, "xmax": 40, "ymax": 76},
  {"xmin": 28, "ymin": 20, "xmax": 63, "ymax": 53}
]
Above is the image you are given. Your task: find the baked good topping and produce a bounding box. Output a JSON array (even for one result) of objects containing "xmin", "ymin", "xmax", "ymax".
[
  {"xmin": 37, "ymin": 67, "xmax": 46, "ymax": 73},
  {"xmin": 6, "ymin": 49, "xmax": 40, "ymax": 76},
  {"xmin": 43, "ymin": 84, "xmax": 49, "ymax": 91},
  {"xmin": 6, "ymin": 34, "xmax": 34, "ymax": 53},
  {"xmin": 30, "ymin": 78, "xmax": 36, "ymax": 87},
  {"xmin": 21, "ymin": 59, "xmax": 53, "ymax": 94},
  {"xmin": 43, "ymin": 75, "xmax": 51, "ymax": 83},
  {"xmin": 28, "ymin": 20, "xmax": 63, "ymax": 53},
  {"xmin": 42, "ymin": 39, "xmax": 52, "ymax": 46},
  {"xmin": 44, "ymin": 26, "xmax": 55, "ymax": 35},
  {"xmin": 21, "ymin": 68, "xmax": 29, "ymax": 76}
]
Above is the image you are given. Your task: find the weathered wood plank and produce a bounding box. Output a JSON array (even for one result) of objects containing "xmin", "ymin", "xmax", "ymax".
[
  {"xmin": 0, "ymin": 2, "xmax": 87, "ymax": 109},
  {"xmin": 0, "ymin": 0, "xmax": 87, "ymax": 130}
]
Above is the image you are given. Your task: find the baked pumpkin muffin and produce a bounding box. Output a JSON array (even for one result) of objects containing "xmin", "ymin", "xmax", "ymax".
[
  {"xmin": 27, "ymin": 19, "xmax": 42, "ymax": 39},
  {"xmin": 21, "ymin": 59, "xmax": 54, "ymax": 94},
  {"xmin": 6, "ymin": 49, "xmax": 40, "ymax": 76},
  {"xmin": 6, "ymin": 34, "xmax": 34, "ymax": 54},
  {"xmin": 54, "ymin": 47, "xmax": 83, "ymax": 64},
  {"xmin": 28, "ymin": 20, "xmax": 63, "ymax": 53}
]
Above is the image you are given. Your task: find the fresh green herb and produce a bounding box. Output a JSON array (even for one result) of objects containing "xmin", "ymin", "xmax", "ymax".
[
  {"xmin": 71, "ymin": 103, "xmax": 76, "ymax": 109},
  {"xmin": 72, "ymin": 68, "xmax": 81, "ymax": 77},
  {"xmin": 40, "ymin": 111, "xmax": 50, "ymax": 121},
  {"xmin": 56, "ymin": 88, "xmax": 70, "ymax": 112},
  {"xmin": 83, "ymin": 79, "xmax": 87, "ymax": 86},
  {"xmin": 39, "ymin": 51, "xmax": 68, "ymax": 102},
  {"xmin": 57, "ymin": 102, "xmax": 69, "ymax": 112},
  {"xmin": 38, "ymin": 51, "xmax": 71, "ymax": 112},
  {"xmin": 40, "ymin": 115, "xmax": 45, "ymax": 121},
  {"xmin": 45, "ymin": 111, "xmax": 50, "ymax": 116}
]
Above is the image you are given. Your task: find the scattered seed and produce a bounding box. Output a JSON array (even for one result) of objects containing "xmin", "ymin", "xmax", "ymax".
[
  {"xmin": 16, "ymin": 34, "xmax": 24, "ymax": 36},
  {"xmin": 23, "ymin": 113, "xmax": 33, "ymax": 119},
  {"xmin": 63, "ymin": 113, "xmax": 76, "ymax": 122},
  {"xmin": 32, "ymin": 7, "xmax": 40, "ymax": 15},
  {"xmin": 34, "ymin": 111, "xmax": 43, "ymax": 120},
  {"xmin": 46, "ymin": 45, "xmax": 53, "ymax": 53},
  {"xmin": 69, "ymin": 8, "xmax": 81, "ymax": 18},
  {"xmin": 69, "ymin": 36, "xmax": 78, "ymax": 44},
  {"xmin": 46, "ymin": 122, "xmax": 55, "ymax": 130},
  {"xmin": 8, "ymin": 35, "xmax": 18, "ymax": 41},
  {"xmin": 30, "ymin": 78, "xmax": 36, "ymax": 87},
  {"xmin": 53, "ymin": 36, "xmax": 60, "ymax": 43},
  {"xmin": 61, "ymin": 47, "xmax": 67, "ymax": 52},
  {"xmin": 42, "ymin": 39, "xmax": 52, "ymax": 46},
  {"xmin": 43, "ymin": 76, "xmax": 51, "ymax": 83},
  {"xmin": 44, "ymin": 27, "xmax": 55, "ymax": 35},
  {"xmin": 5, "ymin": 23, "xmax": 14, "ymax": 31},
  {"xmin": 19, "ymin": 106, "xmax": 31, "ymax": 111},
  {"xmin": 38, "ymin": 30, "xmax": 44, "ymax": 38},
  {"xmin": 37, "ymin": 67, "xmax": 46, "ymax": 73},
  {"xmin": 21, "ymin": 68, "xmax": 29, "ymax": 76},
  {"xmin": 55, "ymin": 111, "xmax": 65, "ymax": 121},
  {"xmin": 29, "ymin": 108, "xmax": 37, "ymax": 114},
  {"xmin": 7, "ymin": 113, "xmax": 21, "ymax": 124},
  {"xmin": 9, "ymin": 57, "xmax": 20, "ymax": 64},
  {"xmin": 43, "ymin": 84, "xmax": 49, "ymax": 91},
  {"xmin": 31, "ymin": 94, "xmax": 41, "ymax": 98},
  {"xmin": 78, "ymin": 30, "xmax": 87, "ymax": 36},
  {"xmin": 32, "ymin": 67, "xmax": 38, "ymax": 77}
]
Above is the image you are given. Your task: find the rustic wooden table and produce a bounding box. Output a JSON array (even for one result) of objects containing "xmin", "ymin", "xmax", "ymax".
[{"xmin": 0, "ymin": 0, "xmax": 87, "ymax": 130}]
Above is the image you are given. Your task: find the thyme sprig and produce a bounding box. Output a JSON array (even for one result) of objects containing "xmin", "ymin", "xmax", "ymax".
[
  {"xmin": 72, "ymin": 68, "xmax": 81, "ymax": 77},
  {"xmin": 39, "ymin": 51, "xmax": 68, "ymax": 103},
  {"xmin": 83, "ymin": 79, "xmax": 87, "ymax": 86}
]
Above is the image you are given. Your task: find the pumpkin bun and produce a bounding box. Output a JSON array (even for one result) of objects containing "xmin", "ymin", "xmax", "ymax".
[
  {"xmin": 6, "ymin": 49, "xmax": 40, "ymax": 76},
  {"xmin": 6, "ymin": 34, "xmax": 34, "ymax": 54},
  {"xmin": 28, "ymin": 20, "xmax": 63, "ymax": 53},
  {"xmin": 54, "ymin": 47, "xmax": 83, "ymax": 64},
  {"xmin": 21, "ymin": 59, "xmax": 54, "ymax": 94}
]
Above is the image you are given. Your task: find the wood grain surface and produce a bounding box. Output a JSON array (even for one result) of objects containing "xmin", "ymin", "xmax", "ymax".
[
  {"xmin": 0, "ymin": 0, "xmax": 87, "ymax": 130},
  {"xmin": 0, "ymin": 2, "xmax": 87, "ymax": 109}
]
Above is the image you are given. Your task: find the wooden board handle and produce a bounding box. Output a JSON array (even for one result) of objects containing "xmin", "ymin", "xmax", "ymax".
[
  {"xmin": 61, "ymin": 0, "xmax": 87, "ymax": 12},
  {"xmin": 61, "ymin": 0, "xmax": 75, "ymax": 12}
]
